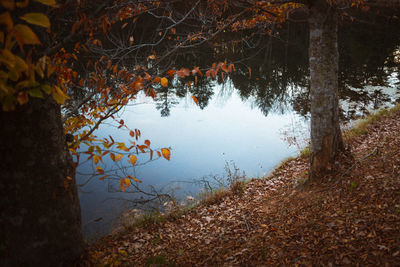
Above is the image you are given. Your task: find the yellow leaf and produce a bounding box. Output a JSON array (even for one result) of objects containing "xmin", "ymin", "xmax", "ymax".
[
  {"xmin": 14, "ymin": 24, "xmax": 41, "ymax": 45},
  {"xmin": 129, "ymin": 155, "xmax": 137, "ymax": 166},
  {"xmin": 35, "ymin": 62, "xmax": 44, "ymax": 78},
  {"xmin": 115, "ymin": 154, "xmax": 123, "ymax": 162},
  {"xmin": 34, "ymin": 0, "xmax": 56, "ymax": 6},
  {"xmin": 161, "ymin": 148, "xmax": 170, "ymax": 161},
  {"xmin": 0, "ymin": 12, "xmax": 13, "ymax": 31},
  {"xmin": 117, "ymin": 142, "xmax": 129, "ymax": 152},
  {"xmin": 123, "ymin": 177, "xmax": 131, "ymax": 187},
  {"xmin": 41, "ymin": 84, "xmax": 51, "ymax": 94},
  {"xmin": 0, "ymin": 49, "xmax": 16, "ymax": 69},
  {"xmin": 15, "ymin": 55, "xmax": 28, "ymax": 73},
  {"xmin": 52, "ymin": 85, "xmax": 70, "ymax": 105},
  {"xmin": 160, "ymin": 77, "xmax": 168, "ymax": 87},
  {"xmin": 27, "ymin": 88, "xmax": 44, "ymax": 98},
  {"xmin": 118, "ymin": 249, "xmax": 128, "ymax": 256},
  {"xmin": 47, "ymin": 63, "xmax": 56, "ymax": 77},
  {"xmin": 0, "ymin": 0, "xmax": 15, "ymax": 10},
  {"xmin": 17, "ymin": 92, "xmax": 28, "ymax": 105},
  {"xmin": 20, "ymin": 13, "xmax": 50, "ymax": 28},
  {"xmin": 93, "ymin": 155, "xmax": 101, "ymax": 165}
]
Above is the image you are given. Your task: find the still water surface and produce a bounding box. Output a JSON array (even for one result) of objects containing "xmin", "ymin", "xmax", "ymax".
[{"xmin": 77, "ymin": 84, "xmax": 305, "ymax": 239}]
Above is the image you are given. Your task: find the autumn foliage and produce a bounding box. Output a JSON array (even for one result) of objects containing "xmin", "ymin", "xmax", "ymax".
[{"xmin": 0, "ymin": 0, "xmax": 242, "ymax": 192}]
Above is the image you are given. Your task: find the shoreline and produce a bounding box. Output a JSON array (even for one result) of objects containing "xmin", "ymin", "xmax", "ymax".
[{"xmin": 88, "ymin": 104, "xmax": 400, "ymax": 265}]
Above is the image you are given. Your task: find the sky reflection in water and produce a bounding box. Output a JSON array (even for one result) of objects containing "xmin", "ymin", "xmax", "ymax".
[{"xmin": 78, "ymin": 84, "xmax": 305, "ymax": 239}]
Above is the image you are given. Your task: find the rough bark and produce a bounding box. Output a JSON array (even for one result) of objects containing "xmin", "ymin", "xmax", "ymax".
[
  {"xmin": 308, "ymin": 0, "xmax": 344, "ymax": 179},
  {"xmin": 0, "ymin": 97, "xmax": 84, "ymax": 266}
]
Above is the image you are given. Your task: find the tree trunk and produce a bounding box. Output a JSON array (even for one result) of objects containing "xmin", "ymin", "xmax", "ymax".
[
  {"xmin": 308, "ymin": 0, "xmax": 344, "ymax": 179},
  {"xmin": 0, "ymin": 97, "xmax": 84, "ymax": 266}
]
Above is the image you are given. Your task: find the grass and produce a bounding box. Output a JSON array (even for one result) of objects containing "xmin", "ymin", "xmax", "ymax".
[
  {"xmin": 346, "ymin": 105, "xmax": 400, "ymax": 139},
  {"xmin": 199, "ymin": 188, "xmax": 232, "ymax": 206},
  {"xmin": 145, "ymin": 253, "xmax": 176, "ymax": 267},
  {"xmin": 117, "ymin": 164, "xmax": 249, "ymax": 233},
  {"xmin": 300, "ymin": 146, "xmax": 310, "ymax": 159}
]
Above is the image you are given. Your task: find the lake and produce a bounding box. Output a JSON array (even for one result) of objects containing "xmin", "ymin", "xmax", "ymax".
[
  {"xmin": 74, "ymin": 19, "xmax": 400, "ymax": 240},
  {"xmin": 77, "ymin": 83, "xmax": 306, "ymax": 240}
]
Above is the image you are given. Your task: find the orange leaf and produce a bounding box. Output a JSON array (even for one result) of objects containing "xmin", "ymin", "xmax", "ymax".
[
  {"xmin": 161, "ymin": 148, "xmax": 170, "ymax": 161},
  {"xmin": 160, "ymin": 77, "xmax": 168, "ymax": 87},
  {"xmin": 191, "ymin": 96, "xmax": 198, "ymax": 105},
  {"xmin": 120, "ymin": 180, "xmax": 125, "ymax": 192},
  {"xmin": 129, "ymin": 130, "xmax": 135, "ymax": 137},
  {"xmin": 98, "ymin": 176, "xmax": 107, "ymax": 180},
  {"xmin": 153, "ymin": 76, "xmax": 161, "ymax": 84},
  {"xmin": 144, "ymin": 140, "xmax": 150, "ymax": 147},
  {"xmin": 166, "ymin": 69, "xmax": 175, "ymax": 77},
  {"xmin": 127, "ymin": 175, "xmax": 142, "ymax": 183},
  {"xmin": 137, "ymin": 145, "xmax": 146, "ymax": 153},
  {"xmin": 96, "ymin": 166, "xmax": 104, "ymax": 174},
  {"xmin": 129, "ymin": 155, "xmax": 137, "ymax": 166},
  {"xmin": 177, "ymin": 68, "xmax": 190, "ymax": 78},
  {"xmin": 192, "ymin": 67, "xmax": 202, "ymax": 76},
  {"xmin": 110, "ymin": 153, "xmax": 116, "ymax": 162}
]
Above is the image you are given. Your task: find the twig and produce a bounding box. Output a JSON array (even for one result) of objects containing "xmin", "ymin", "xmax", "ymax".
[
  {"xmin": 340, "ymin": 147, "xmax": 377, "ymax": 178},
  {"xmin": 242, "ymin": 214, "xmax": 250, "ymax": 231}
]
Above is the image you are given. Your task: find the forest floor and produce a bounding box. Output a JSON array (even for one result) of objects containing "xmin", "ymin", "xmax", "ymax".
[{"xmin": 87, "ymin": 106, "xmax": 400, "ymax": 266}]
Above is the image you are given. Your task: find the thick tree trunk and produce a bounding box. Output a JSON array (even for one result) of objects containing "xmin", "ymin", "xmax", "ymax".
[
  {"xmin": 0, "ymin": 97, "xmax": 84, "ymax": 266},
  {"xmin": 308, "ymin": 0, "xmax": 344, "ymax": 179}
]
